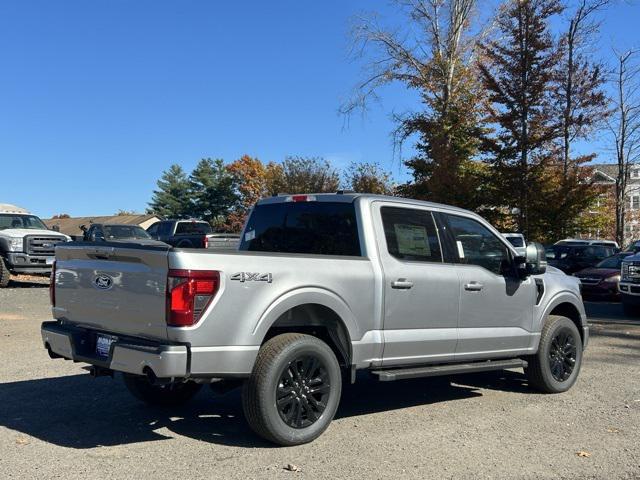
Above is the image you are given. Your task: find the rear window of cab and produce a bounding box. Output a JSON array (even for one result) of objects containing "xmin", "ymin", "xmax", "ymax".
[{"xmin": 240, "ymin": 202, "xmax": 361, "ymax": 256}]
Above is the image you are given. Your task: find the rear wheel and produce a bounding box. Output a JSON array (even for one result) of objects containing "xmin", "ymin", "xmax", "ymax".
[
  {"xmin": 527, "ymin": 315, "xmax": 582, "ymax": 393},
  {"xmin": 242, "ymin": 333, "xmax": 342, "ymax": 446},
  {"xmin": 123, "ymin": 374, "xmax": 202, "ymax": 407},
  {"xmin": 0, "ymin": 258, "xmax": 10, "ymax": 288}
]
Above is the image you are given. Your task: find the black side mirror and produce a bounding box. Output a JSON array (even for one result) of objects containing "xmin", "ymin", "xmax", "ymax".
[{"xmin": 514, "ymin": 242, "xmax": 547, "ymax": 277}]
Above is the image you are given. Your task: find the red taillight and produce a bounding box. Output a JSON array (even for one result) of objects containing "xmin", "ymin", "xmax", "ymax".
[
  {"xmin": 49, "ymin": 260, "xmax": 56, "ymax": 307},
  {"xmin": 166, "ymin": 269, "xmax": 219, "ymax": 327},
  {"xmin": 203, "ymin": 235, "xmax": 209, "ymax": 249}
]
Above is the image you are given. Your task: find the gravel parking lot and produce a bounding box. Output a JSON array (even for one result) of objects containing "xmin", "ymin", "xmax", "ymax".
[{"xmin": 0, "ymin": 277, "xmax": 639, "ymax": 479}]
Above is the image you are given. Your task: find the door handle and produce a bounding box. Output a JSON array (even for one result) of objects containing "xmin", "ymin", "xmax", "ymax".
[
  {"xmin": 464, "ymin": 282, "xmax": 484, "ymax": 291},
  {"xmin": 391, "ymin": 279, "xmax": 414, "ymax": 289}
]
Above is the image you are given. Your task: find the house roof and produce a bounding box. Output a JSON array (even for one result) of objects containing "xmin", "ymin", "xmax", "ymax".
[
  {"xmin": 0, "ymin": 203, "xmax": 29, "ymax": 214},
  {"xmin": 43, "ymin": 214, "xmax": 160, "ymax": 236},
  {"xmin": 589, "ymin": 163, "xmax": 640, "ymax": 183},
  {"xmin": 590, "ymin": 163, "xmax": 618, "ymax": 181}
]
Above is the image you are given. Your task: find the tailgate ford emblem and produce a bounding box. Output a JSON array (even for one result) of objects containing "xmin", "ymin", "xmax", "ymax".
[{"xmin": 93, "ymin": 274, "xmax": 113, "ymax": 290}]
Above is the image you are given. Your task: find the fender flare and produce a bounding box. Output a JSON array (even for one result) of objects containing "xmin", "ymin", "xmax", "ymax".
[
  {"xmin": 537, "ymin": 291, "xmax": 586, "ymax": 331},
  {"xmin": 251, "ymin": 287, "xmax": 361, "ymax": 344}
]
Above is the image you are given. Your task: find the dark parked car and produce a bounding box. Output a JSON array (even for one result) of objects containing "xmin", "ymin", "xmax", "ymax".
[
  {"xmin": 623, "ymin": 240, "xmax": 640, "ymax": 253},
  {"xmin": 82, "ymin": 223, "xmax": 166, "ymax": 245},
  {"xmin": 545, "ymin": 244, "xmax": 618, "ymax": 275},
  {"xmin": 573, "ymin": 252, "xmax": 633, "ymax": 299},
  {"xmin": 146, "ymin": 219, "xmax": 239, "ymax": 250}
]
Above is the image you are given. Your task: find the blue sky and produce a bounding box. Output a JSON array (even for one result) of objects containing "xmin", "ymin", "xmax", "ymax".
[{"xmin": 0, "ymin": 1, "xmax": 638, "ymax": 218}]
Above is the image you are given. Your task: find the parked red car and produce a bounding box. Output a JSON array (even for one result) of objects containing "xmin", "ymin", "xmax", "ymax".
[{"xmin": 573, "ymin": 253, "xmax": 633, "ymax": 299}]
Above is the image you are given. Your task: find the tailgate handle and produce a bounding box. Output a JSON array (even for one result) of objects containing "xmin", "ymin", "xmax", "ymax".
[{"xmin": 92, "ymin": 247, "xmax": 115, "ymax": 259}]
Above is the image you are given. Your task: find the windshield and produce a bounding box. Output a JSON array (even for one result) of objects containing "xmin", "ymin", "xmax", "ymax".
[
  {"xmin": 624, "ymin": 241, "xmax": 640, "ymax": 252},
  {"xmin": 546, "ymin": 245, "xmax": 583, "ymax": 260},
  {"xmin": 596, "ymin": 255, "xmax": 628, "ymax": 269},
  {"xmin": 0, "ymin": 214, "xmax": 48, "ymax": 230},
  {"xmin": 103, "ymin": 225, "xmax": 151, "ymax": 239},
  {"xmin": 505, "ymin": 236, "xmax": 524, "ymax": 247},
  {"xmin": 546, "ymin": 245, "xmax": 611, "ymax": 261}
]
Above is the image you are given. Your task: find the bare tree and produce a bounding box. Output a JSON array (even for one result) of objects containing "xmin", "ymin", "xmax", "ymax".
[
  {"xmin": 557, "ymin": 0, "xmax": 610, "ymax": 173},
  {"xmin": 342, "ymin": 0, "xmax": 488, "ymax": 208},
  {"xmin": 343, "ymin": 0, "xmax": 477, "ymax": 122},
  {"xmin": 609, "ymin": 50, "xmax": 640, "ymax": 245}
]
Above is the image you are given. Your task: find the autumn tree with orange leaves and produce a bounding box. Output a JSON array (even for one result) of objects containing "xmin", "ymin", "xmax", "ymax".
[{"xmin": 223, "ymin": 155, "xmax": 269, "ymax": 232}]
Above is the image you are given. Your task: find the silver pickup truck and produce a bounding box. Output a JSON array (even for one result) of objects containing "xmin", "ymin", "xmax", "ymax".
[{"xmin": 42, "ymin": 193, "xmax": 588, "ymax": 445}]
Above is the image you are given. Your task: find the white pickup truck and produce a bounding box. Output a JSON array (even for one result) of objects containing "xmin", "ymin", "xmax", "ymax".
[
  {"xmin": 0, "ymin": 203, "xmax": 70, "ymax": 287},
  {"xmin": 42, "ymin": 193, "xmax": 588, "ymax": 445}
]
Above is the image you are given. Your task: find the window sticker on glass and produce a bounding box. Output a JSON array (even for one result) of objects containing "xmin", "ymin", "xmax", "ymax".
[
  {"xmin": 456, "ymin": 240, "xmax": 465, "ymax": 259},
  {"xmin": 394, "ymin": 224, "xmax": 430, "ymax": 257},
  {"xmin": 244, "ymin": 230, "xmax": 256, "ymax": 242}
]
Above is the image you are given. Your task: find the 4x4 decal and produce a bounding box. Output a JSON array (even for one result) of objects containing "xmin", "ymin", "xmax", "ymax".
[{"xmin": 230, "ymin": 272, "xmax": 273, "ymax": 283}]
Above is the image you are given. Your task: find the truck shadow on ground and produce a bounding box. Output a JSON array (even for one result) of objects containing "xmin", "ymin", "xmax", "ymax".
[
  {"xmin": 7, "ymin": 278, "xmax": 49, "ymax": 289},
  {"xmin": 0, "ymin": 370, "xmax": 527, "ymax": 449}
]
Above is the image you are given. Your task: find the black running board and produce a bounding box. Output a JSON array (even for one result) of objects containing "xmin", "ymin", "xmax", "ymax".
[{"xmin": 371, "ymin": 359, "xmax": 527, "ymax": 382}]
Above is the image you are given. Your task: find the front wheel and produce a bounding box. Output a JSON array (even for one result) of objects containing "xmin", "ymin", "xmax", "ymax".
[
  {"xmin": 527, "ymin": 315, "xmax": 583, "ymax": 393},
  {"xmin": 123, "ymin": 374, "xmax": 202, "ymax": 407},
  {"xmin": 242, "ymin": 333, "xmax": 342, "ymax": 446}
]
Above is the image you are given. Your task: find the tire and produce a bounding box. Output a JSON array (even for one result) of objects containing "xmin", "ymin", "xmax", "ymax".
[
  {"xmin": 242, "ymin": 333, "xmax": 342, "ymax": 446},
  {"xmin": 527, "ymin": 315, "xmax": 583, "ymax": 393},
  {"xmin": 0, "ymin": 258, "xmax": 10, "ymax": 288},
  {"xmin": 122, "ymin": 374, "xmax": 202, "ymax": 407}
]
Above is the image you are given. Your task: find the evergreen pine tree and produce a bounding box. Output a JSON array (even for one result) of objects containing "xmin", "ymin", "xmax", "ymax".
[
  {"xmin": 147, "ymin": 164, "xmax": 191, "ymax": 218},
  {"xmin": 479, "ymin": 0, "xmax": 563, "ymax": 239},
  {"xmin": 188, "ymin": 158, "xmax": 238, "ymax": 225}
]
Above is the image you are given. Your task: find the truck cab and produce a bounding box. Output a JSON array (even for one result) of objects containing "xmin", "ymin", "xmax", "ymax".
[{"xmin": 0, "ymin": 203, "xmax": 70, "ymax": 287}]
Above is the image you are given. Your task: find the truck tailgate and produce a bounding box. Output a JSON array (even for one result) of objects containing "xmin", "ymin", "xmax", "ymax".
[{"xmin": 53, "ymin": 242, "xmax": 170, "ymax": 340}]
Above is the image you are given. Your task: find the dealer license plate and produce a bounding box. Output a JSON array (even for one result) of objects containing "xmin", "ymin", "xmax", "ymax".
[{"xmin": 96, "ymin": 334, "xmax": 117, "ymax": 358}]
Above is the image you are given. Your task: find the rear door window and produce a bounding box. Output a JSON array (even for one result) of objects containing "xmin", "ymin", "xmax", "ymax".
[
  {"xmin": 157, "ymin": 222, "xmax": 173, "ymax": 236},
  {"xmin": 380, "ymin": 207, "xmax": 442, "ymax": 262},
  {"xmin": 240, "ymin": 202, "xmax": 361, "ymax": 256}
]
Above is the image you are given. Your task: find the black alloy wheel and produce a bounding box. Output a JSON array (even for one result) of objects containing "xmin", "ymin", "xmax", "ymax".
[
  {"xmin": 276, "ymin": 355, "xmax": 330, "ymax": 429},
  {"xmin": 548, "ymin": 329, "xmax": 577, "ymax": 382},
  {"xmin": 526, "ymin": 314, "xmax": 583, "ymax": 393},
  {"xmin": 242, "ymin": 333, "xmax": 342, "ymax": 445}
]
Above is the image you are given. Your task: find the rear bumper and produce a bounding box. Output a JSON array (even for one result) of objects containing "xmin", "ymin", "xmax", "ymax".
[
  {"xmin": 41, "ymin": 321, "xmax": 258, "ymax": 378},
  {"xmin": 41, "ymin": 321, "xmax": 188, "ymax": 378}
]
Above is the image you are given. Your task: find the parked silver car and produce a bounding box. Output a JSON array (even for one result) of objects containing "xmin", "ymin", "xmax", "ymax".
[{"xmin": 42, "ymin": 193, "xmax": 588, "ymax": 445}]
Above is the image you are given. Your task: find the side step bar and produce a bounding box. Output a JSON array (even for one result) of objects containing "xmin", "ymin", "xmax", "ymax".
[{"xmin": 371, "ymin": 359, "xmax": 527, "ymax": 382}]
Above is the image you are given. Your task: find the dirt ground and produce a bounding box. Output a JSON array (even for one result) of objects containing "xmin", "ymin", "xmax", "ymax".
[{"xmin": 0, "ymin": 278, "xmax": 639, "ymax": 479}]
